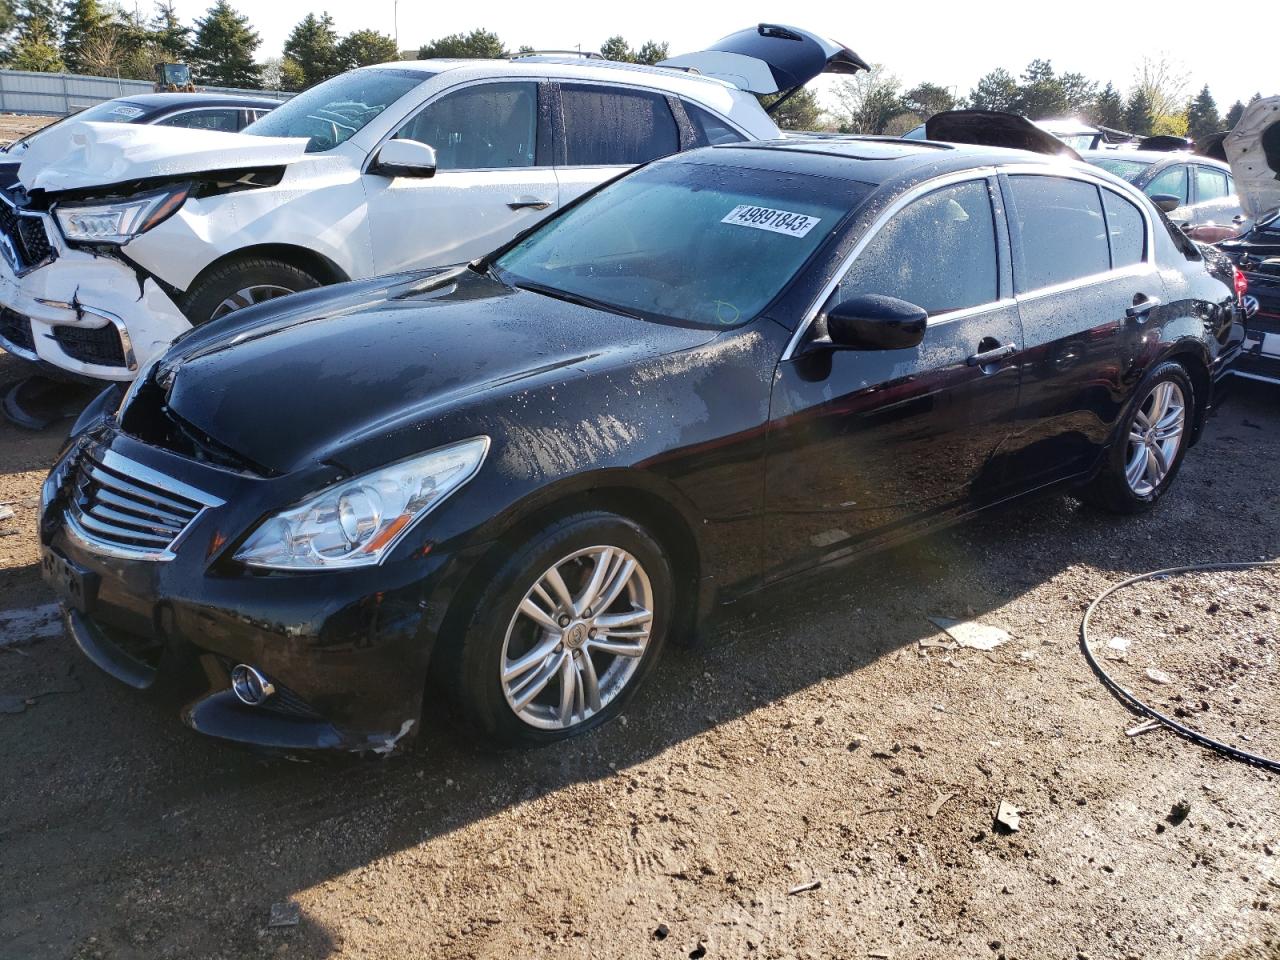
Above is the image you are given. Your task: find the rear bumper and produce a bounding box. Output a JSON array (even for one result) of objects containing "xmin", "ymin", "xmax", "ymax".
[
  {"xmin": 1233, "ymin": 295, "xmax": 1280, "ymax": 385},
  {"xmin": 0, "ymin": 233, "xmax": 190, "ymax": 381}
]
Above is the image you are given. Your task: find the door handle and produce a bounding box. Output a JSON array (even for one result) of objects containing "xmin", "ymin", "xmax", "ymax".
[
  {"xmin": 508, "ymin": 198, "xmax": 552, "ymax": 210},
  {"xmin": 966, "ymin": 342, "xmax": 1017, "ymax": 367},
  {"xmin": 1125, "ymin": 296, "xmax": 1161, "ymax": 320}
]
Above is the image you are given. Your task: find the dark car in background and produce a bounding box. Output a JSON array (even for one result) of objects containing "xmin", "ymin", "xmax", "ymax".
[
  {"xmin": 1083, "ymin": 149, "xmax": 1244, "ymax": 240},
  {"xmin": 1, "ymin": 92, "xmax": 281, "ymax": 156},
  {"xmin": 39, "ymin": 137, "xmax": 1243, "ymax": 755}
]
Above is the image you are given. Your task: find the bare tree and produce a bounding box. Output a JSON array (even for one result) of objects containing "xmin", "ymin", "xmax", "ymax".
[
  {"xmin": 1132, "ymin": 54, "xmax": 1190, "ymax": 120},
  {"xmin": 833, "ymin": 63, "xmax": 904, "ymax": 134}
]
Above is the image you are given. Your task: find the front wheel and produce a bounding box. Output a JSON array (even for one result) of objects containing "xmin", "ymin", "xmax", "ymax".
[
  {"xmin": 445, "ymin": 511, "xmax": 675, "ymax": 746},
  {"xmin": 180, "ymin": 257, "xmax": 322, "ymax": 326},
  {"xmin": 1080, "ymin": 361, "xmax": 1195, "ymax": 513}
]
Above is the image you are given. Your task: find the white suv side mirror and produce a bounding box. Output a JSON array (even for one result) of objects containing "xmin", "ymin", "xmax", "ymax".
[{"xmin": 370, "ymin": 139, "xmax": 438, "ymax": 179}]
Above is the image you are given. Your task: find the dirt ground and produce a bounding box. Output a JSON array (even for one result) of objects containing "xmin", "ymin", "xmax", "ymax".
[
  {"xmin": 0, "ymin": 348, "xmax": 1277, "ymax": 960},
  {"xmin": 0, "ymin": 113, "xmax": 58, "ymax": 146}
]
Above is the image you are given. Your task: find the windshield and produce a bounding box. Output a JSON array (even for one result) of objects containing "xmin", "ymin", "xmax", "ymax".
[
  {"xmin": 244, "ymin": 68, "xmax": 432, "ymax": 152},
  {"xmin": 1088, "ymin": 157, "xmax": 1153, "ymax": 183},
  {"xmin": 494, "ymin": 159, "xmax": 870, "ymax": 328}
]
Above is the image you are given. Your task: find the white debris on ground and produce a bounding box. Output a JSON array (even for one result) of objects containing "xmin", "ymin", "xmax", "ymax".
[
  {"xmin": 927, "ymin": 617, "xmax": 1010, "ymax": 651},
  {"xmin": 0, "ymin": 604, "xmax": 63, "ymax": 648}
]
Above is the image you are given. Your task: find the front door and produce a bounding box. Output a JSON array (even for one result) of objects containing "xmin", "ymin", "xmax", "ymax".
[
  {"xmin": 763, "ymin": 177, "xmax": 1025, "ymax": 580},
  {"xmin": 363, "ymin": 80, "xmax": 559, "ymax": 273}
]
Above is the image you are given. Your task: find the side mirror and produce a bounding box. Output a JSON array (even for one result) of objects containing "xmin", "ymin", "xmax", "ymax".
[
  {"xmin": 1150, "ymin": 193, "xmax": 1181, "ymax": 213},
  {"xmin": 824, "ymin": 294, "xmax": 928, "ymax": 351},
  {"xmin": 370, "ymin": 139, "xmax": 437, "ymax": 179}
]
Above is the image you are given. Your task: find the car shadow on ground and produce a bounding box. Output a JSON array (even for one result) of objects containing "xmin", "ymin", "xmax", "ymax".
[{"xmin": 0, "ymin": 379, "xmax": 1277, "ymax": 958}]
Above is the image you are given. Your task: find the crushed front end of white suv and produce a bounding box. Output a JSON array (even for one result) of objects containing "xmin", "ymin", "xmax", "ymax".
[{"xmin": 0, "ymin": 23, "xmax": 866, "ymax": 382}]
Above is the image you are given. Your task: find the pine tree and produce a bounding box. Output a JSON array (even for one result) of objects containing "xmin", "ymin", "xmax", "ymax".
[
  {"xmin": 10, "ymin": 0, "xmax": 65, "ymax": 72},
  {"xmin": 190, "ymin": 0, "xmax": 261, "ymax": 88},
  {"xmin": 1093, "ymin": 83, "xmax": 1125, "ymax": 128},
  {"xmin": 418, "ymin": 28, "xmax": 505, "ymax": 60},
  {"xmin": 967, "ymin": 68, "xmax": 1018, "ymax": 112},
  {"xmin": 761, "ymin": 87, "xmax": 822, "ymax": 131},
  {"xmin": 634, "ymin": 40, "xmax": 667, "ymax": 65},
  {"xmin": 150, "ymin": 0, "xmax": 190, "ymax": 61},
  {"xmin": 1185, "ymin": 84, "xmax": 1221, "ymax": 141},
  {"xmin": 1225, "ymin": 100, "xmax": 1246, "ymax": 129},
  {"xmin": 61, "ymin": 0, "xmax": 109, "ymax": 73},
  {"xmin": 1013, "ymin": 59, "xmax": 1068, "ymax": 119},
  {"xmin": 336, "ymin": 29, "xmax": 398, "ymax": 70},
  {"xmin": 599, "ymin": 35, "xmax": 632, "ymax": 62},
  {"xmin": 1125, "ymin": 88, "xmax": 1154, "ymax": 136},
  {"xmin": 282, "ymin": 12, "xmax": 340, "ymax": 89}
]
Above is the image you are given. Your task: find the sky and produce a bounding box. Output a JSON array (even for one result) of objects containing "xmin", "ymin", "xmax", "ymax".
[{"xmin": 162, "ymin": 0, "xmax": 1276, "ymax": 111}]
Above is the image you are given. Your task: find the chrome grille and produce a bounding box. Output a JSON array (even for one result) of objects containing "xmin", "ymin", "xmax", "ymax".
[
  {"xmin": 0, "ymin": 193, "xmax": 54, "ymax": 274},
  {"xmin": 64, "ymin": 447, "xmax": 223, "ymax": 561}
]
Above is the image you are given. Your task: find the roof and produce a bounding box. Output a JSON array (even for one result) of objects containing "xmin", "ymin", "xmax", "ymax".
[
  {"xmin": 366, "ymin": 55, "xmax": 737, "ymax": 91},
  {"xmin": 115, "ymin": 92, "xmax": 284, "ymax": 109},
  {"xmin": 697, "ymin": 136, "xmax": 1065, "ymax": 186},
  {"xmin": 1081, "ymin": 148, "xmax": 1230, "ymax": 169}
]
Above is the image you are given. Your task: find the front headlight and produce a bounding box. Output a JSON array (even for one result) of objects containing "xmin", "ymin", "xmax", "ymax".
[
  {"xmin": 54, "ymin": 184, "xmax": 190, "ymax": 245},
  {"xmin": 235, "ymin": 437, "xmax": 490, "ymax": 570}
]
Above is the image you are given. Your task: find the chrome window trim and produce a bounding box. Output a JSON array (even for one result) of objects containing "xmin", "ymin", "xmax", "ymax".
[
  {"xmin": 1014, "ymin": 263, "xmax": 1154, "ymax": 304},
  {"xmin": 783, "ymin": 168, "xmax": 1000, "ymax": 361},
  {"xmin": 61, "ymin": 447, "xmax": 224, "ymax": 563}
]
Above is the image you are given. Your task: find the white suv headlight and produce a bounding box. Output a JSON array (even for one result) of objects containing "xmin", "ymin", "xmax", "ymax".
[
  {"xmin": 54, "ymin": 185, "xmax": 190, "ymax": 245},
  {"xmin": 235, "ymin": 437, "xmax": 490, "ymax": 570}
]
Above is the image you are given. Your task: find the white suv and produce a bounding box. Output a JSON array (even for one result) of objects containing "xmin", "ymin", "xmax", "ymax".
[{"xmin": 0, "ymin": 24, "xmax": 865, "ymax": 381}]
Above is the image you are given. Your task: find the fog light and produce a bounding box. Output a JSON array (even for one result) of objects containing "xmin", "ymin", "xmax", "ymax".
[{"xmin": 230, "ymin": 664, "xmax": 275, "ymax": 705}]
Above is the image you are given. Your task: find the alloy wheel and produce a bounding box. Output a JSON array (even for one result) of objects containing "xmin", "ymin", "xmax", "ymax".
[
  {"xmin": 500, "ymin": 545, "xmax": 654, "ymax": 730},
  {"xmin": 211, "ymin": 284, "xmax": 296, "ymax": 320},
  {"xmin": 1125, "ymin": 380, "xmax": 1186, "ymax": 497}
]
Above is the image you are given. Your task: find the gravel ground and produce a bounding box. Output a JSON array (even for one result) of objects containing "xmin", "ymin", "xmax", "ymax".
[
  {"xmin": 0, "ymin": 113, "xmax": 58, "ymax": 146},
  {"xmin": 0, "ymin": 348, "xmax": 1277, "ymax": 960}
]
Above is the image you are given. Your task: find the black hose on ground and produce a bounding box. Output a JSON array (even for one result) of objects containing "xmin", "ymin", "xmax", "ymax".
[{"xmin": 1080, "ymin": 559, "xmax": 1280, "ymax": 774}]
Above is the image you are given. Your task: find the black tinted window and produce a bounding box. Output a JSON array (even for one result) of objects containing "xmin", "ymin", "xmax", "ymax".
[
  {"xmin": 561, "ymin": 85, "xmax": 678, "ymax": 166},
  {"xmin": 1009, "ymin": 176, "xmax": 1109, "ymax": 291},
  {"xmin": 1101, "ymin": 189, "xmax": 1145, "ymax": 268},
  {"xmin": 156, "ymin": 108, "xmax": 240, "ymax": 132},
  {"xmin": 687, "ymin": 103, "xmax": 746, "ymax": 146},
  {"xmin": 396, "ymin": 82, "xmax": 537, "ymax": 170},
  {"xmin": 837, "ymin": 180, "xmax": 998, "ymax": 315}
]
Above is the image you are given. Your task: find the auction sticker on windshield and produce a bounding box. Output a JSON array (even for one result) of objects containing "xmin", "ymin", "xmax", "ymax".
[{"xmin": 722, "ymin": 205, "xmax": 822, "ymax": 238}]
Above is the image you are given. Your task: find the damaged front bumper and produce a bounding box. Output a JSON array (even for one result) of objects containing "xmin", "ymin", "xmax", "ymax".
[
  {"xmin": 0, "ymin": 212, "xmax": 190, "ymax": 381},
  {"xmin": 38, "ymin": 422, "xmax": 477, "ymax": 756}
]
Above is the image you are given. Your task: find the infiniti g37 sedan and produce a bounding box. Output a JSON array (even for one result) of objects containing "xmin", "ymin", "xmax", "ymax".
[{"xmin": 40, "ymin": 138, "xmax": 1244, "ymax": 754}]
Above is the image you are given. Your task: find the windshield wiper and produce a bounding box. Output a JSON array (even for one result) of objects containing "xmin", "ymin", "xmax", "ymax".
[{"xmin": 511, "ymin": 279, "xmax": 642, "ymax": 320}]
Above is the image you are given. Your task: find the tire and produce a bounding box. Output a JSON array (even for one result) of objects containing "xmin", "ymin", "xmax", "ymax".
[
  {"xmin": 179, "ymin": 257, "xmax": 322, "ymax": 326},
  {"xmin": 443, "ymin": 510, "xmax": 675, "ymax": 747},
  {"xmin": 1079, "ymin": 360, "xmax": 1196, "ymax": 514}
]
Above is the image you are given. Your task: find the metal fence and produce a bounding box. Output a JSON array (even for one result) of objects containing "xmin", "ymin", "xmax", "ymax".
[{"xmin": 0, "ymin": 68, "xmax": 291, "ymax": 116}]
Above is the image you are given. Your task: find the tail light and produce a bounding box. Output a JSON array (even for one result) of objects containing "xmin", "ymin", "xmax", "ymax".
[{"xmin": 1233, "ymin": 265, "xmax": 1248, "ymax": 303}]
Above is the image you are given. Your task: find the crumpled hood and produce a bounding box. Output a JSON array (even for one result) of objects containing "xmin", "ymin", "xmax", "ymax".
[
  {"xmin": 17, "ymin": 120, "xmax": 309, "ymax": 193},
  {"xmin": 153, "ymin": 269, "xmax": 717, "ymax": 475},
  {"xmin": 1225, "ymin": 96, "xmax": 1280, "ymax": 220}
]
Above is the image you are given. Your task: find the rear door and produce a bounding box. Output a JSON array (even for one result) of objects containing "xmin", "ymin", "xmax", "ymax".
[
  {"xmin": 551, "ymin": 82, "xmax": 683, "ymax": 206},
  {"xmin": 1001, "ymin": 173, "xmax": 1164, "ymax": 485},
  {"xmin": 763, "ymin": 176, "xmax": 1025, "ymax": 580},
  {"xmin": 363, "ymin": 79, "xmax": 559, "ymax": 273}
]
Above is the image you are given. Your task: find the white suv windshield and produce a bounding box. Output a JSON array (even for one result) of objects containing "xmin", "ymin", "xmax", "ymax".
[{"xmin": 245, "ymin": 68, "xmax": 434, "ymax": 152}]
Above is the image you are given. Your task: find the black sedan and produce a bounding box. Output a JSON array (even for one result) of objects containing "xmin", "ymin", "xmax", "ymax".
[{"xmin": 39, "ymin": 138, "xmax": 1244, "ymax": 754}]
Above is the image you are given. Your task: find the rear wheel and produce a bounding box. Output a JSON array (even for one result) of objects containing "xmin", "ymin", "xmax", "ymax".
[
  {"xmin": 180, "ymin": 257, "xmax": 322, "ymax": 326},
  {"xmin": 1080, "ymin": 361, "xmax": 1194, "ymax": 513},
  {"xmin": 445, "ymin": 511, "xmax": 674, "ymax": 746}
]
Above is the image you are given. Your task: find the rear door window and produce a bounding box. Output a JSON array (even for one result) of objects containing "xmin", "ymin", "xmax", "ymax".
[
  {"xmin": 1008, "ymin": 175, "xmax": 1110, "ymax": 292},
  {"xmin": 560, "ymin": 84, "xmax": 679, "ymax": 166},
  {"xmin": 156, "ymin": 108, "xmax": 241, "ymax": 132},
  {"xmin": 396, "ymin": 82, "xmax": 537, "ymax": 170},
  {"xmin": 1100, "ymin": 189, "xmax": 1146, "ymax": 268},
  {"xmin": 1143, "ymin": 164, "xmax": 1189, "ymax": 205},
  {"xmin": 1194, "ymin": 166, "xmax": 1230, "ymax": 203},
  {"xmin": 836, "ymin": 179, "xmax": 999, "ymax": 315}
]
